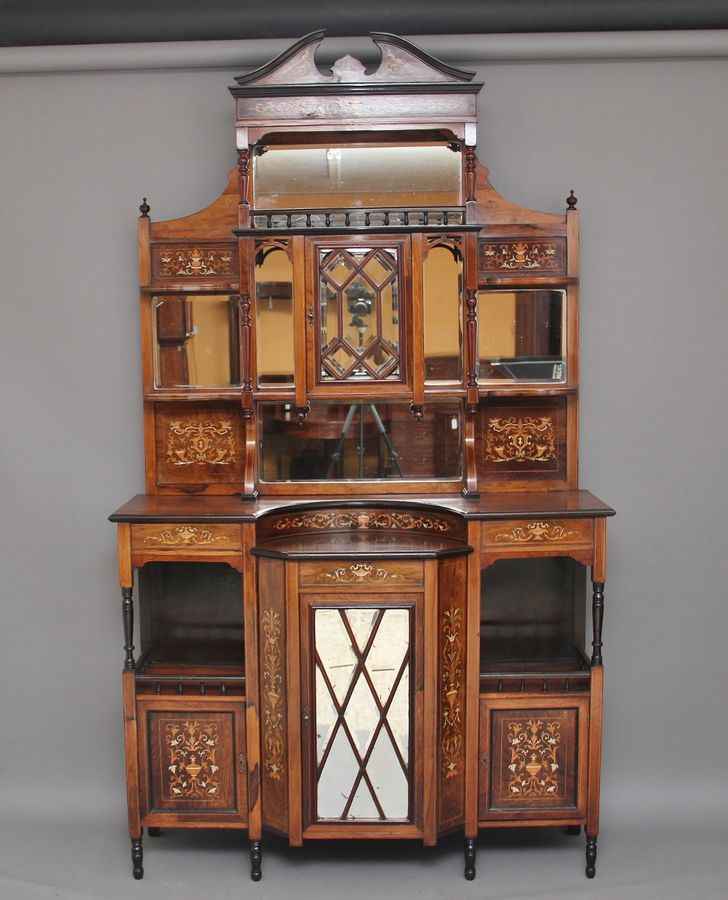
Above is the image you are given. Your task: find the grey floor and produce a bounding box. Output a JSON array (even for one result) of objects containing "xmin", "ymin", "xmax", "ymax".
[{"xmin": 2, "ymin": 805, "xmax": 726, "ymax": 900}]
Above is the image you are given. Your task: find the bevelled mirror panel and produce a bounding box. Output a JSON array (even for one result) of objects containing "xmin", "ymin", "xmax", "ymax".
[
  {"xmin": 259, "ymin": 400, "xmax": 462, "ymax": 482},
  {"xmin": 153, "ymin": 294, "xmax": 241, "ymax": 389},
  {"xmin": 478, "ymin": 289, "xmax": 566, "ymax": 383},
  {"xmin": 253, "ymin": 143, "xmax": 462, "ymax": 209},
  {"xmin": 254, "ymin": 244, "xmax": 295, "ymax": 387},
  {"xmin": 423, "ymin": 240, "xmax": 463, "ymax": 383}
]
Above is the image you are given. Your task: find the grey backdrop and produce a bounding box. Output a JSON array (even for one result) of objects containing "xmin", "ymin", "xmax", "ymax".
[{"xmin": 1, "ymin": 35, "xmax": 727, "ymax": 898}]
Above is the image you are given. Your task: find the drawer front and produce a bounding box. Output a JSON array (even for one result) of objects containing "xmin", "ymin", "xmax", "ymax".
[
  {"xmin": 131, "ymin": 523, "xmax": 242, "ymax": 552},
  {"xmin": 299, "ymin": 559, "xmax": 423, "ymax": 588},
  {"xmin": 481, "ymin": 518, "xmax": 593, "ymax": 553}
]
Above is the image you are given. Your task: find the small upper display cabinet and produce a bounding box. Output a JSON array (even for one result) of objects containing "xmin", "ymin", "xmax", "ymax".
[{"xmin": 113, "ymin": 31, "xmax": 612, "ymax": 886}]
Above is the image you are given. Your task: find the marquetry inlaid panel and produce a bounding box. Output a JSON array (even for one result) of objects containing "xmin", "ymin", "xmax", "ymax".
[
  {"xmin": 259, "ymin": 507, "xmax": 464, "ymax": 541},
  {"xmin": 154, "ymin": 402, "xmax": 244, "ymax": 488},
  {"xmin": 479, "ymin": 698, "xmax": 588, "ymax": 820},
  {"xmin": 479, "ymin": 239, "xmax": 566, "ymax": 277},
  {"xmin": 131, "ymin": 524, "xmax": 242, "ymax": 552},
  {"xmin": 437, "ymin": 555, "xmax": 467, "ymax": 830},
  {"xmin": 140, "ymin": 704, "xmax": 246, "ymax": 818},
  {"xmin": 476, "ymin": 398, "xmax": 569, "ymax": 489},
  {"xmin": 481, "ymin": 518, "xmax": 593, "ymax": 555},
  {"xmin": 236, "ymin": 93, "xmax": 475, "ymax": 124},
  {"xmin": 151, "ymin": 244, "xmax": 237, "ymax": 281},
  {"xmin": 299, "ymin": 560, "xmax": 423, "ymax": 588},
  {"xmin": 258, "ymin": 558, "xmax": 289, "ymax": 833}
]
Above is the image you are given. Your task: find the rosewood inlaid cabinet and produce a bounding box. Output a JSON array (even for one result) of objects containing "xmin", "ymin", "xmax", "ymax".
[{"xmin": 110, "ymin": 31, "xmax": 614, "ymax": 883}]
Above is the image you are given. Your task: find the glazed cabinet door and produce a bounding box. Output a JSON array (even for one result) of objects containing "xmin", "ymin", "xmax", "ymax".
[
  {"xmin": 478, "ymin": 695, "xmax": 589, "ymax": 823},
  {"xmin": 300, "ymin": 592, "xmax": 423, "ymax": 835},
  {"xmin": 137, "ymin": 697, "xmax": 247, "ymax": 826},
  {"xmin": 305, "ymin": 237, "xmax": 411, "ymax": 397}
]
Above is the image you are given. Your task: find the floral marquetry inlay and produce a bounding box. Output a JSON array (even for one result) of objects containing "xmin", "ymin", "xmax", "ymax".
[
  {"xmin": 154, "ymin": 247, "xmax": 235, "ymax": 278},
  {"xmin": 441, "ymin": 607, "xmax": 464, "ymax": 779},
  {"xmin": 261, "ymin": 609, "xmax": 285, "ymax": 781},
  {"xmin": 494, "ymin": 522, "xmax": 578, "ymax": 544},
  {"xmin": 142, "ymin": 526, "xmax": 229, "ymax": 546},
  {"xmin": 479, "ymin": 239, "xmax": 566, "ymax": 274},
  {"xmin": 314, "ymin": 563, "xmax": 404, "ymax": 584},
  {"xmin": 166, "ymin": 420, "xmax": 237, "ymax": 466},
  {"xmin": 506, "ymin": 719, "xmax": 561, "ymax": 798},
  {"xmin": 165, "ymin": 721, "xmax": 220, "ymax": 799},
  {"xmin": 272, "ymin": 511, "xmax": 451, "ymax": 533},
  {"xmin": 484, "ymin": 416, "xmax": 556, "ymax": 464}
]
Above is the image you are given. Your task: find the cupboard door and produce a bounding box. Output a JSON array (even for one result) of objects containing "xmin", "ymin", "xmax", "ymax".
[
  {"xmin": 479, "ymin": 696, "xmax": 588, "ymax": 821},
  {"xmin": 138, "ymin": 698, "xmax": 247, "ymax": 823},
  {"xmin": 306, "ymin": 238, "xmax": 411, "ymax": 395},
  {"xmin": 300, "ymin": 594, "xmax": 422, "ymax": 830}
]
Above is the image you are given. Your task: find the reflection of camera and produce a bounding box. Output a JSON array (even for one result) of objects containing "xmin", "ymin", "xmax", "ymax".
[{"xmin": 347, "ymin": 296, "xmax": 372, "ymax": 317}]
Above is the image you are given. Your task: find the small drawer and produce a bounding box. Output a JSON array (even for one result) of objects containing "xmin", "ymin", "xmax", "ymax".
[
  {"xmin": 131, "ymin": 523, "xmax": 242, "ymax": 552},
  {"xmin": 481, "ymin": 518, "xmax": 593, "ymax": 552},
  {"xmin": 299, "ymin": 559, "xmax": 423, "ymax": 588}
]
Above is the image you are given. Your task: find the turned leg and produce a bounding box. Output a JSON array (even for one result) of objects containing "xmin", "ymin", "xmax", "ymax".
[
  {"xmin": 464, "ymin": 837, "xmax": 476, "ymax": 880},
  {"xmin": 585, "ymin": 834, "xmax": 597, "ymax": 878},
  {"xmin": 567, "ymin": 824, "xmax": 581, "ymax": 835},
  {"xmin": 250, "ymin": 840, "xmax": 262, "ymax": 882},
  {"xmin": 131, "ymin": 837, "xmax": 143, "ymax": 880}
]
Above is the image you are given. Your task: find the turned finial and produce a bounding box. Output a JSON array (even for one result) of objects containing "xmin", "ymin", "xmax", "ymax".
[
  {"xmin": 566, "ymin": 190, "xmax": 577, "ymax": 211},
  {"xmin": 139, "ymin": 197, "xmax": 150, "ymax": 217}
]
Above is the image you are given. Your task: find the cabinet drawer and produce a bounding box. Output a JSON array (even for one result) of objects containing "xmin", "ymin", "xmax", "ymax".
[
  {"xmin": 131, "ymin": 523, "xmax": 242, "ymax": 552},
  {"xmin": 481, "ymin": 518, "xmax": 593, "ymax": 553},
  {"xmin": 299, "ymin": 559, "xmax": 423, "ymax": 588}
]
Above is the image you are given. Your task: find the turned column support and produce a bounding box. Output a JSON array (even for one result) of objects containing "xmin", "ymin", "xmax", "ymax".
[
  {"xmin": 122, "ymin": 587, "xmax": 135, "ymax": 671},
  {"xmin": 591, "ymin": 581, "xmax": 604, "ymax": 666}
]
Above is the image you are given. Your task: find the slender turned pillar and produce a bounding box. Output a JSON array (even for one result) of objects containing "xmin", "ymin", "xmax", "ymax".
[
  {"xmin": 464, "ymin": 838, "xmax": 476, "ymax": 880},
  {"xmin": 586, "ymin": 835, "xmax": 597, "ymax": 878},
  {"xmin": 122, "ymin": 587, "xmax": 135, "ymax": 671},
  {"xmin": 591, "ymin": 581, "xmax": 604, "ymax": 666},
  {"xmin": 250, "ymin": 840, "xmax": 262, "ymax": 881},
  {"xmin": 131, "ymin": 838, "xmax": 143, "ymax": 879}
]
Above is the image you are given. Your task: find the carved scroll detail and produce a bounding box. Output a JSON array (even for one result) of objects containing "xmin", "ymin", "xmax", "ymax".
[
  {"xmin": 506, "ymin": 719, "xmax": 561, "ymax": 797},
  {"xmin": 261, "ymin": 609, "xmax": 285, "ymax": 781},
  {"xmin": 484, "ymin": 416, "xmax": 556, "ymax": 464},
  {"xmin": 494, "ymin": 522, "xmax": 578, "ymax": 544},
  {"xmin": 166, "ymin": 420, "xmax": 237, "ymax": 466},
  {"xmin": 272, "ymin": 511, "xmax": 451, "ymax": 533},
  {"xmin": 142, "ymin": 526, "xmax": 229, "ymax": 546},
  {"xmin": 165, "ymin": 721, "xmax": 220, "ymax": 798},
  {"xmin": 314, "ymin": 563, "xmax": 403, "ymax": 584},
  {"xmin": 441, "ymin": 607, "xmax": 464, "ymax": 779}
]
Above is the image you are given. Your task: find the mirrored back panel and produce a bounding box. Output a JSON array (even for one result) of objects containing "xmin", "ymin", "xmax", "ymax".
[
  {"xmin": 254, "ymin": 244, "xmax": 295, "ymax": 387},
  {"xmin": 253, "ymin": 143, "xmax": 463, "ymax": 210},
  {"xmin": 478, "ymin": 289, "xmax": 566, "ymax": 383},
  {"xmin": 153, "ymin": 294, "xmax": 241, "ymax": 389},
  {"xmin": 259, "ymin": 400, "xmax": 462, "ymax": 482}
]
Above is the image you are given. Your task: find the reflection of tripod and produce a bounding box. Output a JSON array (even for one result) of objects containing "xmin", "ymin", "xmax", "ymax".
[{"xmin": 326, "ymin": 403, "xmax": 404, "ymax": 478}]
